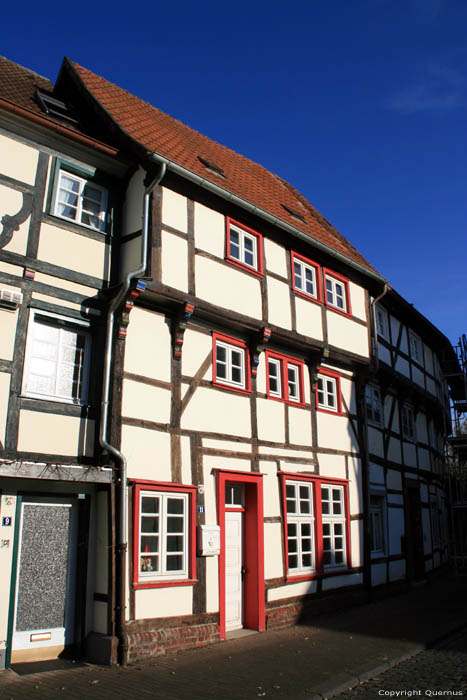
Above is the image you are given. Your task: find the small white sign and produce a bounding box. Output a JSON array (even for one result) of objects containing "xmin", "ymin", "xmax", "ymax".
[{"xmin": 197, "ymin": 525, "xmax": 220, "ymax": 556}]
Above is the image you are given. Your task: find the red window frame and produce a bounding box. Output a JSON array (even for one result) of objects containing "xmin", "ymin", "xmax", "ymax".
[
  {"xmin": 132, "ymin": 480, "xmax": 197, "ymax": 589},
  {"xmin": 225, "ymin": 217, "xmax": 264, "ymax": 277},
  {"xmin": 212, "ymin": 331, "xmax": 251, "ymax": 395},
  {"xmin": 265, "ymin": 350, "xmax": 305, "ymax": 407},
  {"xmin": 316, "ymin": 368, "xmax": 343, "ymax": 415},
  {"xmin": 279, "ymin": 472, "xmax": 351, "ymax": 582},
  {"xmin": 323, "ymin": 268, "xmax": 352, "ymax": 317},
  {"xmin": 291, "ymin": 251, "xmax": 322, "ymax": 304}
]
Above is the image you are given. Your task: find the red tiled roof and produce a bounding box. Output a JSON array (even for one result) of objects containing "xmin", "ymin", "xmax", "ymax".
[
  {"xmin": 0, "ymin": 56, "xmax": 54, "ymax": 116},
  {"xmin": 70, "ymin": 61, "xmax": 379, "ymax": 276},
  {"xmin": 68, "ymin": 61, "xmax": 381, "ymax": 276}
]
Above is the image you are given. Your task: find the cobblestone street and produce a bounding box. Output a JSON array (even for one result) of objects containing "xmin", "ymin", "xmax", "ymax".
[{"xmin": 335, "ymin": 628, "xmax": 467, "ymax": 699}]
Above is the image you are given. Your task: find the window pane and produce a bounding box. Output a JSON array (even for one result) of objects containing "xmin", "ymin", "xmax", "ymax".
[
  {"xmin": 166, "ymin": 554, "xmax": 183, "ymax": 571},
  {"xmin": 167, "ymin": 517, "xmax": 184, "ymax": 533},
  {"xmin": 288, "ymin": 554, "xmax": 298, "ymax": 568},
  {"xmin": 167, "ymin": 498, "xmax": 184, "ymax": 514},
  {"xmin": 302, "ymin": 554, "xmax": 312, "ymax": 567},
  {"xmin": 288, "ymin": 539, "xmax": 297, "ymax": 553},
  {"xmin": 140, "ymin": 535, "xmax": 158, "ymax": 552},
  {"xmin": 287, "ymin": 523, "xmax": 297, "ymax": 537},
  {"xmin": 140, "ymin": 555, "xmax": 158, "ymax": 572},
  {"xmin": 166, "ymin": 535, "xmax": 184, "ymax": 552},
  {"xmin": 141, "ymin": 516, "xmax": 159, "ymax": 533},
  {"xmin": 142, "ymin": 497, "xmax": 159, "ymax": 513}
]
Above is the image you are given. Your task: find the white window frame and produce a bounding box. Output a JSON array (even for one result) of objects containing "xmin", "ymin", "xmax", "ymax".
[
  {"xmin": 54, "ymin": 168, "xmax": 108, "ymax": 232},
  {"xmin": 365, "ymin": 385, "xmax": 383, "ymax": 426},
  {"xmin": 321, "ymin": 484, "xmax": 346, "ymax": 569},
  {"xmin": 325, "ymin": 273, "xmax": 347, "ymax": 313},
  {"xmin": 22, "ymin": 309, "xmax": 91, "ymax": 405},
  {"xmin": 214, "ymin": 338, "xmax": 246, "ymax": 390},
  {"xmin": 285, "ymin": 480, "xmax": 316, "ymax": 575},
  {"xmin": 138, "ymin": 490, "xmax": 189, "ymax": 581},
  {"xmin": 401, "ymin": 403, "xmax": 416, "ymax": 441},
  {"xmin": 228, "ymin": 222, "xmax": 258, "ymax": 271},
  {"xmin": 293, "ymin": 256, "xmax": 318, "ymax": 299},
  {"xmin": 317, "ymin": 373, "xmax": 339, "ymax": 413},
  {"xmin": 369, "ymin": 493, "xmax": 386, "ymax": 555},
  {"xmin": 375, "ymin": 304, "xmax": 389, "ymax": 340},
  {"xmin": 409, "ymin": 331, "xmax": 423, "ymax": 365}
]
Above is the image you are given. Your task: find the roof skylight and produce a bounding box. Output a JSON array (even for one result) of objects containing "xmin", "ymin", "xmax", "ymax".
[
  {"xmin": 198, "ymin": 156, "xmax": 226, "ymax": 178},
  {"xmin": 281, "ymin": 203, "xmax": 306, "ymax": 223}
]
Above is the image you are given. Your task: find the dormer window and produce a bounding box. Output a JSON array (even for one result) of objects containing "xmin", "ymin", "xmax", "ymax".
[{"xmin": 36, "ymin": 90, "xmax": 78, "ymax": 124}]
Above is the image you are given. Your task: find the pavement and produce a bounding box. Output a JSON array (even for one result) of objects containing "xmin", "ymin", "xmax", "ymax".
[{"xmin": 1, "ymin": 570, "xmax": 467, "ymax": 700}]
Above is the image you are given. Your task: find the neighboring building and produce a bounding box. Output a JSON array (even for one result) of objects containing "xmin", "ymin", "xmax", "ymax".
[{"xmin": 0, "ymin": 56, "xmax": 456, "ymax": 668}]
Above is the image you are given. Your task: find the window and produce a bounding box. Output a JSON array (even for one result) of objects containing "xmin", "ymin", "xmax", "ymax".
[
  {"xmin": 212, "ymin": 332, "xmax": 250, "ymax": 393},
  {"xmin": 285, "ymin": 481, "xmax": 315, "ymax": 574},
  {"xmin": 370, "ymin": 494, "xmax": 386, "ymax": 554},
  {"xmin": 291, "ymin": 252, "xmax": 321, "ymax": 302},
  {"xmin": 401, "ymin": 403, "xmax": 416, "ymax": 441},
  {"xmin": 266, "ymin": 351, "xmax": 304, "ymax": 405},
  {"xmin": 53, "ymin": 166, "xmax": 108, "ymax": 232},
  {"xmin": 133, "ymin": 482, "xmax": 196, "ymax": 587},
  {"xmin": 22, "ymin": 310, "xmax": 91, "ymax": 404},
  {"xmin": 409, "ymin": 331, "xmax": 423, "ymax": 365},
  {"xmin": 226, "ymin": 218, "xmax": 263, "ymax": 275},
  {"xmin": 282, "ymin": 475, "xmax": 350, "ymax": 578},
  {"xmin": 375, "ymin": 305, "xmax": 389, "ymax": 340},
  {"xmin": 316, "ymin": 369, "xmax": 342, "ymax": 414},
  {"xmin": 365, "ymin": 385, "xmax": 383, "ymax": 426},
  {"xmin": 324, "ymin": 269, "xmax": 351, "ymax": 315},
  {"xmin": 321, "ymin": 484, "xmax": 347, "ymax": 568}
]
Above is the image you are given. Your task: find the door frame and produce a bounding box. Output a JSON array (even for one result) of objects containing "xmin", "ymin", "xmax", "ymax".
[{"xmin": 215, "ymin": 469, "xmax": 265, "ymax": 640}]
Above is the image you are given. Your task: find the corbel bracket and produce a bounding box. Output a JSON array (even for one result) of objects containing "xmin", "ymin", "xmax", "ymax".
[
  {"xmin": 251, "ymin": 327, "xmax": 272, "ymax": 376},
  {"xmin": 173, "ymin": 302, "xmax": 195, "ymax": 359}
]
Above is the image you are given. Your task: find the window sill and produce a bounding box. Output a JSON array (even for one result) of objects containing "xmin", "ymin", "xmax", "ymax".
[
  {"xmin": 212, "ymin": 380, "xmax": 251, "ymax": 396},
  {"xmin": 316, "ymin": 406, "xmax": 343, "ymax": 417},
  {"xmin": 133, "ymin": 578, "xmax": 198, "ymax": 590},
  {"xmin": 325, "ymin": 304, "xmax": 352, "ymax": 319},
  {"xmin": 292, "ymin": 289, "xmax": 322, "ymax": 305},
  {"xmin": 286, "ymin": 567, "xmax": 350, "ymax": 583},
  {"xmin": 19, "ymin": 393, "xmax": 89, "ymax": 407},
  {"xmin": 225, "ymin": 256, "xmax": 263, "ymax": 278},
  {"xmin": 267, "ymin": 394, "xmax": 306, "ymax": 408}
]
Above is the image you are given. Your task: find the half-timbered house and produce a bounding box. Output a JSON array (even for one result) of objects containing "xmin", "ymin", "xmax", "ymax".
[{"xmin": 0, "ymin": 56, "xmax": 455, "ymax": 668}]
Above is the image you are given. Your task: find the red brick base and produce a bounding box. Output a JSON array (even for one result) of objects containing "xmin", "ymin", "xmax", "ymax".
[{"xmin": 125, "ymin": 618, "xmax": 220, "ymax": 663}]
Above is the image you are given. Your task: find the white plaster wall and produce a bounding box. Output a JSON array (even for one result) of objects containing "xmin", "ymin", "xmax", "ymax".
[
  {"xmin": 417, "ymin": 414, "xmax": 428, "ymax": 444},
  {"xmin": 37, "ymin": 222, "xmax": 109, "ymax": 280},
  {"xmin": 267, "ymin": 579, "xmax": 317, "ymax": 602},
  {"xmin": 17, "ymin": 411, "xmax": 95, "ymax": 456},
  {"xmin": 0, "ymin": 133, "xmax": 38, "ymax": 184},
  {"xmin": 161, "ymin": 230, "xmax": 188, "ymax": 293},
  {"xmin": 348, "ymin": 456, "xmax": 363, "ymax": 515},
  {"xmin": 412, "ymin": 366, "xmax": 424, "ymax": 388},
  {"xmin": 295, "ymin": 297, "xmax": 323, "ymax": 341},
  {"xmin": 388, "ymin": 507, "xmax": 404, "ymax": 555},
  {"xmin": 34, "ymin": 272, "xmax": 98, "ymax": 297},
  {"xmin": 161, "ymin": 187, "xmax": 187, "ymax": 233},
  {"xmin": 0, "ymin": 372, "xmax": 10, "ymax": 446},
  {"xmin": 135, "ymin": 586, "xmax": 193, "ymax": 619},
  {"xmin": 368, "ymin": 427, "xmax": 384, "ymax": 458},
  {"xmin": 348, "ymin": 282, "xmax": 367, "ymax": 322},
  {"xmin": 0, "ymin": 185, "xmax": 30, "ymax": 254},
  {"xmin": 205, "ymin": 555, "xmax": 219, "ymax": 613},
  {"xmin": 203, "ymin": 454, "xmax": 252, "ymax": 473},
  {"xmin": 0, "ymin": 308, "xmax": 18, "ymax": 360},
  {"xmin": 418, "ymin": 447, "xmax": 431, "ymax": 471},
  {"xmin": 288, "ymin": 406, "xmax": 312, "ymax": 446},
  {"xmin": 402, "ymin": 443, "xmax": 417, "ymax": 468},
  {"xmin": 389, "ymin": 560, "xmax": 406, "ymax": 581},
  {"xmin": 182, "ymin": 387, "xmax": 252, "ymax": 437},
  {"xmin": 395, "ymin": 356, "xmax": 410, "ymax": 377},
  {"xmin": 256, "ymin": 353, "xmax": 267, "ymax": 394},
  {"xmin": 202, "ymin": 464, "xmax": 218, "ymax": 527},
  {"xmin": 181, "ymin": 328, "xmax": 212, "ymax": 378},
  {"xmin": 264, "ymin": 239, "xmax": 287, "ymax": 278},
  {"xmin": 122, "ymin": 380, "xmax": 171, "ymax": 424},
  {"xmin": 122, "ymin": 424, "xmax": 171, "ymax": 481},
  {"xmin": 387, "ymin": 438, "xmax": 401, "ymax": 464},
  {"xmin": 180, "ymin": 435, "xmax": 192, "ymax": 485},
  {"xmin": 327, "ymin": 312, "xmax": 369, "ymax": 358},
  {"xmin": 322, "ymin": 573, "xmax": 363, "ymax": 591},
  {"xmin": 260, "ymin": 461, "xmax": 281, "ymax": 517},
  {"xmin": 371, "ymin": 562, "xmax": 387, "ymax": 587},
  {"xmin": 124, "ymin": 308, "xmax": 171, "ymax": 383},
  {"xmin": 350, "ymin": 519, "xmax": 362, "ymax": 567},
  {"xmin": 387, "ymin": 470, "xmax": 402, "ymax": 491},
  {"xmin": 264, "ymin": 522, "xmax": 284, "ymax": 579},
  {"xmin": 203, "ymin": 438, "xmax": 252, "ymax": 453},
  {"xmin": 31, "ymin": 292, "xmax": 84, "ymax": 313},
  {"xmin": 391, "ymin": 318, "xmax": 407, "ymax": 352},
  {"xmin": 318, "ymin": 453, "xmax": 347, "ymax": 480},
  {"xmin": 0, "ymin": 260, "xmax": 23, "ymax": 276},
  {"xmin": 266, "ymin": 277, "xmax": 292, "ymax": 330},
  {"xmin": 316, "ymin": 413, "xmax": 356, "ymax": 452},
  {"xmin": 194, "ymin": 202, "xmax": 224, "ymax": 258},
  {"xmin": 259, "ymin": 445, "xmax": 314, "ymax": 459},
  {"xmin": 369, "ymin": 462, "xmax": 385, "ymax": 485},
  {"xmin": 256, "ymin": 398, "xmax": 285, "ymax": 443},
  {"xmin": 377, "ymin": 343, "xmax": 391, "ymax": 366},
  {"xmin": 341, "ymin": 375, "xmax": 356, "ymax": 414},
  {"xmin": 122, "ymin": 167, "xmax": 145, "ymax": 235},
  {"xmin": 196, "ymin": 256, "xmax": 262, "ymax": 319},
  {"xmin": 424, "ymin": 346, "xmax": 434, "ymax": 375},
  {"xmin": 426, "ymin": 377, "xmax": 436, "ymax": 396}
]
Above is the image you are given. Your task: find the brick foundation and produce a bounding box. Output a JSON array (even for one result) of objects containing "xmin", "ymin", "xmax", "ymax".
[{"xmin": 125, "ymin": 614, "xmax": 220, "ymax": 663}]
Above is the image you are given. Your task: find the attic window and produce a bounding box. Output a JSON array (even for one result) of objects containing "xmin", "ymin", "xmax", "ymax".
[
  {"xmin": 198, "ymin": 156, "xmax": 225, "ymax": 178},
  {"xmin": 36, "ymin": 90, "xmax": 78, "ymax": 124},
  {"xmin": 281, "ymin": 204, "xmax": 306, "ymax": 223}
]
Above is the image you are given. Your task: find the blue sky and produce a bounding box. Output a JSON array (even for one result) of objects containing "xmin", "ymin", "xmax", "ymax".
[{"xmin": 3, "ymin": 0, "xmax": 466, "ymax": 344}]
